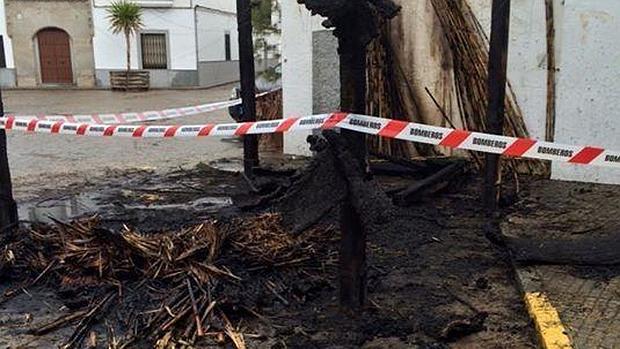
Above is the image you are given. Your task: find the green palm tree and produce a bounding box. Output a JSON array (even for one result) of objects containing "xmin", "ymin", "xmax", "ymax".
[{"xmin": 107, "ymin": 0, "xmax": 144, "ymax": 72}]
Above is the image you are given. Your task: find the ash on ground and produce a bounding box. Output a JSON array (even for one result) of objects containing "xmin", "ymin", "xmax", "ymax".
[{"xmin": 1, "ymin": 149, "xmax": 542, "ymax": 348}]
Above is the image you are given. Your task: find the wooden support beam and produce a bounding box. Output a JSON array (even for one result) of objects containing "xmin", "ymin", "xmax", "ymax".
[
  {"xmin": 484, "ymin": 0, "xmax": 511, "ymax": 212},
  {"xmin": 339, "ymin": 41, "xmax": 368, "ymax": 169},
  {"xmin": 339, "ymin": 197, "xmax": 366, "ymax": 310},
  {"xmin": 236, "ymin": 0, "xmax": 259, "ymax": 176},
  {"xmin": 0, "ymin": 87, "xmax": 18, "ymax": 232},
  {"xmin": 297, "ymin": 0, "xmax": 400, "ymax": 312},
  {"xmin": 338, "ymin": 40, "xmax": 368, "ymax": 311},
  {"xmin": 545, "ymin": 0, "xmax": 557, "ymax": 144}
]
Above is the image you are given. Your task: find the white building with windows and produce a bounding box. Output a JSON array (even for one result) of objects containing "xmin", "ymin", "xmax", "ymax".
[
  {"xmin": 0, "ymin": 0, "xmax": 279, "ymax": 88},
  {"xmin": 195, "ymin": 0, "xmax": 242, "ymax": 87},
  {"xmin": 92, "ymin": 0, "xmax": 201, "ymax": 87}
]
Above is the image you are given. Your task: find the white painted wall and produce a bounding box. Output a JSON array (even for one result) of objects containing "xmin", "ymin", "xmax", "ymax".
[
  {"xmin": 461, "ymin": 0, "xmax": 549, "ymax": 141},
  {"xmin": 281, "ymin": 1, "xmax": 324, "ymax": 156},
  {"xmin": 552, "ymin": 0, "xmax": 620, "ymax": 184},
  {"xmin": 504, "ymin": 1, "xmax": 548, "ymax": 141},
  {"xmin": 196, "ymin": 7, "xmax": 239, "ymax": 62},
  {"xmin": 0, "ymin": 0, "xmax": 14, "ymax": 69},
  {"xmin": 472, "ymin": 0, "xmax": 620, "ymax": 184},
  {"xmin": 92, "ymin": 7, "xmax": 197, "ymax": 70},
  {"xmin": 196, "ymin": 0, "xmax": 280, "ymax": 62}
]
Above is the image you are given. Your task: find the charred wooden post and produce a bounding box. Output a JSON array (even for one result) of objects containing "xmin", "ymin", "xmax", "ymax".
[
  {"xmin": 298, "ymin": 0, "xmax": 400, "ymax": 311},
  {"xmin": 298, "ymin": 0, "xmax": 400, "ymax": 165},
  {"xmin": 544, "ymin": 0, "xmax": 556, "ymax": 144},
  {"xmin": 236, "ymin": 0, "xmax": 259, "ymax": 176},
  {"xmin": 0, "ymin": 87, "xmax": 17, "ymax": 233},
  {"xmin": 484, "ymin": 0, "xmax": 511, "ymax": 212},
  {"xmin": 339, "ymin": 39, "xmax": 368, "ymax": 167}
]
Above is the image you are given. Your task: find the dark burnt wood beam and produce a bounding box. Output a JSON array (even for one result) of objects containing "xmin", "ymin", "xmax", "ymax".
[
  {"xmin": 236, "ymin": 0, "xmax": 259, "ymax": 176},
  {"xmin": 297, "ymin": 0, "xmax": 400, "ymax": 312},
  {"xmin": 0, "ymin": 87, "xmax": 17, "ymax": 234},
  {"xmin": 484, "ymin": 0, "xmax": 511, "ymax": 212},
  {"xmin": 297, "ymin": 0, "xmax": 400, "ymax": 50}
]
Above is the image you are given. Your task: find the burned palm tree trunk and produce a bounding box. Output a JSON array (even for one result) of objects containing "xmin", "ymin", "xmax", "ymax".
[
  {"xmin": 298, "ymin": 0, "xmax": 400, "ymax": 310},
  {"xmin": 0, "ymin": 88, "xmax": 17, "ymax": 233}
]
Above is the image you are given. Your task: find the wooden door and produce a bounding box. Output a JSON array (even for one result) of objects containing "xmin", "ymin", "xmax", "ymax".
[{"xmin": 37, "ymin": 28, "xmax": 73, "ymax": 84}]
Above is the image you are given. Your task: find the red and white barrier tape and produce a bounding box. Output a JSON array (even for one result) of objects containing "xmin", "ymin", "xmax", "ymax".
[
  {"xmin": 1, "ymin": 113, "xmax": 619, "ymax": 168},
  {"xmin": 6, "ymin": 90, "xmax": 276, "ymax": 124}
]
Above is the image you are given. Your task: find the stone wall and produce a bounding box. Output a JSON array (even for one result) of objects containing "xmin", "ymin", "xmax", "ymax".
[
  {"xmin": 5, "ymin": 0, "xmax": 96, "ymax": 87},
  {"xmin": 0, "ymin": 69, "xmax": 15, "ymax": 87},
  {"xmin": 312, "ymin": 30, "xmax": 339, "ymax": 114}
]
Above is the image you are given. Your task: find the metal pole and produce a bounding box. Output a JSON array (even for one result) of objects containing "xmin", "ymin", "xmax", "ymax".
[
  {"xmin": 484, "ymin": 0, "xmax": 511, "ymax": 212},
  {"xmin": 0, "ymin": 87, "xmax": 18, "ymax": 232},
  {"xmin": 236, "ymin": 0, "xmax": 259, "ymax": 176}
]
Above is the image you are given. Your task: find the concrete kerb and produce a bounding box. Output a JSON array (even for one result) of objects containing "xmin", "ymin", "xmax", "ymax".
[{"xmin": 513, "ymin": 266, "xmax": 574, "ymax": 349}]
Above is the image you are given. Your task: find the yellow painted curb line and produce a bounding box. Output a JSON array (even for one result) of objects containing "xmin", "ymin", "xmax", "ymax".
[{"xmin": 524, "ymin": 292, "xmax": 573, "ymax": 349}]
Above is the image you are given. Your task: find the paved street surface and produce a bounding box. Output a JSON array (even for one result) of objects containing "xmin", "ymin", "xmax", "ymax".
[
  {"xmin": 518, "ymin": 266, "xmax": 620, "ymax": 349},
  {"xmin": 504, "ymin": 179, "xmax": 620, "ymax": 348},
  {"xmin": 3, "ymin": 85, "xmax": 244, "ymax": 199}
]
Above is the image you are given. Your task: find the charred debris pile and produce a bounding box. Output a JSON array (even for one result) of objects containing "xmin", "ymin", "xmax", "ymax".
[
  {"xmin": 1, "ymin": 214, "xmax": 337, "ymax": 348},
  {"xmin": 0, "ymin": 133, "xmax": 495, "ymax": 348}
]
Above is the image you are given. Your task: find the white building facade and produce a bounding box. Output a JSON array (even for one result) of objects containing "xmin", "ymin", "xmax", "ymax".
[
  {"xmin": 0, "ymin": 0, "xmax": 279, "ymax": 88},
  {"xmin": 196, "ymin": 0, "xmax": 241, "ymax": 87},
  {"xmin": 92, "ymin": 0, "xmax": 202, "ymax": 88},
  {"xmin": 281, "ymin": 0, "xmax": 337, "ymax": 156}
]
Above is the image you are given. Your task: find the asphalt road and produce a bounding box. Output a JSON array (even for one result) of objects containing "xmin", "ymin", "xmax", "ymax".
[{"xmin": 3, "ymin": 84, "xmax": 244, "ymax": 199}]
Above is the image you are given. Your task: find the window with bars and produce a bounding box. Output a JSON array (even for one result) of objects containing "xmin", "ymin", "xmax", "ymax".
[{"xmin": 141, "ymin": 33, "xmax": 167, "ymax": 69}]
